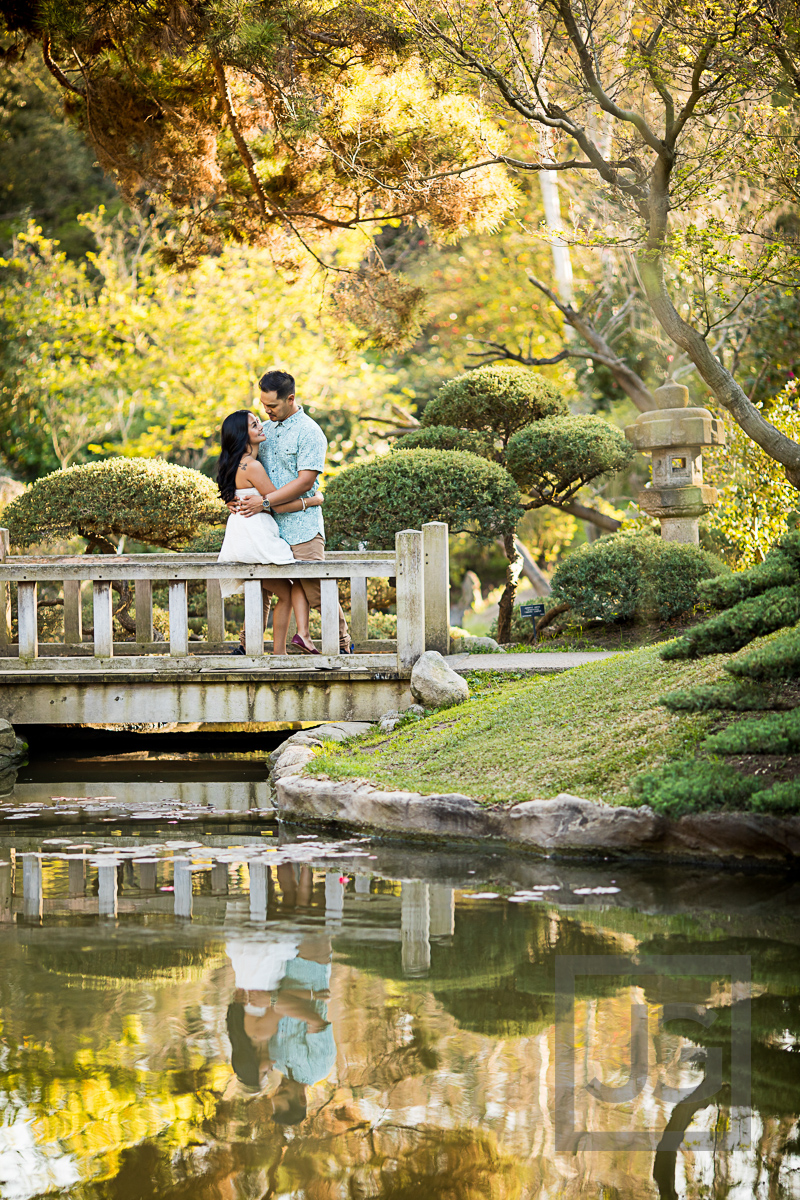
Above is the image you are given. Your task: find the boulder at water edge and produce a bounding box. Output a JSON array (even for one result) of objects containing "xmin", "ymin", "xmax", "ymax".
[{"xmin": 410, "ymin": 651, "xmax": 469, "ymax": 708}]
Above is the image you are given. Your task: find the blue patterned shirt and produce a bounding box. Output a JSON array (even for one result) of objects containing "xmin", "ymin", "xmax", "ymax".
[{"xmin": 257, "ymin": 406, "xmax": 327, "ymax": 546}]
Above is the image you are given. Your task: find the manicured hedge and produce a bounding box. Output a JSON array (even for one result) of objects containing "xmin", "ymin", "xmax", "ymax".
[
  {"xmin": 551, "ymin": 531, "xmax": 727, "ymax": 623},
  {"xmin": 324, "ymin": 448, "xmax": 523, "ymax": 550},
  {"xmin": 420, "ymin": 364, "xmax": 567, "ymax": 447},
  {"xmin": 661, "ymin": 585, "xmax": 800, "ymax": 660},
  {"xmin": 632, "ymin": 759, "xmax": 761, "ymax": 817},
  {"xmin": 393, "ymin": 425, "xmax": 497, "ymax": 459},
  {"xmin": 5, "ymin": 458, "xmax": 226, "ymax": 551},
  {"xmin": 726, "ymin": 624, "xmax": 800, "ymax": 682},
  {"xmin": 505, "ymin": 415, "xmax": 633, "ymax": 501},
  {"xmin": 661, "ymin": 682, "xmax": 775, "ymax": 712},
  {"xmin": 704, "ymin": 709, "xmax": 800, "ymax": 755},
  {"xmin": 699, "ymin": 547, "xmax": 796, "ymax": 609}
]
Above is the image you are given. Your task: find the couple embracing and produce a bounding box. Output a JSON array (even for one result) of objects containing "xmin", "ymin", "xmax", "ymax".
[{"xmin": 216, "ymin": 368, "xmax": 351, "ymax": 656}]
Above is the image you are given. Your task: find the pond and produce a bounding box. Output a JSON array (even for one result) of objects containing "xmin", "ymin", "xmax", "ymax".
[{"xmin": 0, "ymin": 744, "xmax": 799, "ymax": 1200}]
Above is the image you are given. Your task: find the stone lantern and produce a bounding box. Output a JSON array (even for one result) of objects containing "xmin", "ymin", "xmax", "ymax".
[{"xmin": 625, "ymin": 381, "xmax": 725, "ymax": 544}]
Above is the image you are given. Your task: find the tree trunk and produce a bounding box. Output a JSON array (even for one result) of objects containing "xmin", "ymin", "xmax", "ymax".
[
  {"xmin": 497, "ymin": 532, "xmax": 523, "ymax": 643},
  {"xmin": 637, "ymin": 227, "xmax": 800, "ymax": 486}
]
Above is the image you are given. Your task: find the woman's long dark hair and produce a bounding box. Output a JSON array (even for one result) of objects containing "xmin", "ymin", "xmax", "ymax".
[{"xmin": 217, "ymin": 410, "xmax": 253, "ymax": 502}]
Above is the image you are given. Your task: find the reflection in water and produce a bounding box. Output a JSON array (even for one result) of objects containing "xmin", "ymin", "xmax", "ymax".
[{"xmin": 0, "ymin": 835, "xmax": 798, "ymax": 1199}]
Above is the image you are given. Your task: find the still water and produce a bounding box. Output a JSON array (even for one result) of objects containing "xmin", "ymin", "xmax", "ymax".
[{"xmin": 1, "ymin": 752, "xmax": 799, "ymax": 1199}]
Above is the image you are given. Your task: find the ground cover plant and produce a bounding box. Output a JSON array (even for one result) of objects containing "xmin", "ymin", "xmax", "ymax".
[
  {"xmin": 632, "ymin": 527, "xmax": 800, "ymax": 815},
  {"xmin": 306, "ymin": 645, "xmax": 732, "ymax": 806}
]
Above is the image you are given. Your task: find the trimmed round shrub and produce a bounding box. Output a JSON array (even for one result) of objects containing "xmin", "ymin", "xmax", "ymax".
[
  {"xmin": 505, "ymin": 416, "xmax": 634, "ymax": 503},
  {"xmin": 393, "ymin": 425, "xmax": 497, "ymax": 459},
  {"xmin": 324, "ymin": 449, "xmax": 523, "ymax": 550},
  {"xmin": 551, "ymin": 531, "xmax": 728, "ymax": 623},
  {"xmin": 5, "ymin": 457, "xmax": 227, "ymax": 551},
  {"xmin": 421, "ymin": 364, "xmax": 568, "ymax": 447}
]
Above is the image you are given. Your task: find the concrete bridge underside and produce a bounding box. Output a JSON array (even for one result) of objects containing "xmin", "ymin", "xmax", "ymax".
[{"xmin": 0, "ymin": 664, "xmax": 411, "ymax": 725}]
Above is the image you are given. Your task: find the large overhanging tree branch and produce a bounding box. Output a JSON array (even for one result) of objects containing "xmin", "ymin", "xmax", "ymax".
[
  {"xmin": 400, "ymin": 0, "xmax": 800, "ymax": 485},
  {"xmin": 469, "ymin": 273, "xmax": 656, "ymax": 412}
]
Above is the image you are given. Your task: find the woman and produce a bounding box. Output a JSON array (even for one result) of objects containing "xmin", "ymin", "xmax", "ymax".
[{"xmin": 217, "ymin": 410, "xmax": 320, "ymax": 655}]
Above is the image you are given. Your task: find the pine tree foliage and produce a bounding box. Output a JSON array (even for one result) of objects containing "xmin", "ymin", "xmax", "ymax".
[{"xmin": 636, "ymin": 526, "xmax": 800, "ymax": 817}]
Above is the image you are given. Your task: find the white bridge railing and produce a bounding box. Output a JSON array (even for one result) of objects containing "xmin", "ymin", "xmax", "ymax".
[{"xmin": 0, "ymin": 523, "xmax": 450, "ymax": 676}]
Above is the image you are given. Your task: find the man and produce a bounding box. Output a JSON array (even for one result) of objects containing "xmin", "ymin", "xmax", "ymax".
[{"xmin": 233, "ymin": 368, "xmax": 350, "ymax": 653}]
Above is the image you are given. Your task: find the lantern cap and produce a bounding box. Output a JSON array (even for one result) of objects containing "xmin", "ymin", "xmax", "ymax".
[{"xmin": 653, "ymin": 381, "xmax": 689, "ymax": 410}]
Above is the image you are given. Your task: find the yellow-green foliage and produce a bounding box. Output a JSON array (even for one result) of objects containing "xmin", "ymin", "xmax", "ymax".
[
  {"xmin": 706, "ymin": 382, "xmax": 800, "ymax": 568},
  {"xmin": 5, "ymin": 458, "xmax": 227, "ymax": 551}
]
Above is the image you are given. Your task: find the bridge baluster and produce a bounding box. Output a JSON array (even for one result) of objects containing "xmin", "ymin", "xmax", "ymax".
[
  {"xmin": 206, "ymin": 579, "xmax": 225, "ymax": 647},
  {"xmin": 168, "ymin": 580, "xmax": 189, "ymax": 656},
  {"xmin": 92, "ymin": 581, "xmax": 114, "ymax": 658},
  {"xmin": 320, "ymin": 578, "xmax": 339, "ymax": 656},
  {"xmin": 0, "ymin": 529, "xmax": 10, "ymax": 651},
  {"xmin": 423, "ymin": 522, "xmax": 450, "ymax": 654},
  {"xmin": 243, "ymin": 579, "xmax": 264, "ymax": 655},
  {"xmin": 350, "ymin": 575, "xmax": 368, "ymax": 646},
  {"xmin": 396, "ymin": 529, "xmax": 424, "ymax": 674},
  {"xmin": 18, "ymin": 580, "xmax": 38, "ymax": 660},
  {"xmin": 135, "ymin": 579, "xmax": 153, "ymax": 645},
  {"xmin": 63, "ymin": 580, "xmax": 83, "ymax": 646}
]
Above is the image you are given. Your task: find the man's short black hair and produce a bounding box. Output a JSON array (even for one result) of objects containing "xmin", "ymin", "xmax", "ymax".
[{"xmin": 259, "ymin": 369, "xmax": 295, "ymax": 400}]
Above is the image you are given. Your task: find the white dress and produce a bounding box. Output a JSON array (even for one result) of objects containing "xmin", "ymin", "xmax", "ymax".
[{"xmin": 217, "ymin": 487, "xmax": 295, "ymax": 599}]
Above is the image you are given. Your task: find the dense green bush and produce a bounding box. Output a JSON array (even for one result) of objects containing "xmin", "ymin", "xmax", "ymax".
[
  {"xmin": 420, "ymin": 364, "xmax": 567, "ymax": 447},
  {"xmin": 646, "ymin": 528, "xmax": 800, "ymax": 817},
  {"xmin": 661, "ymin": 585, "xmax": 800, "ymax": 660},
  {"xmin": 393, "ymin": 425, "xmax": 497, "ymax": 459},
  {"xmin": 703, "ymin": 709, "xmax": 800, "ymax": 755},
  {"xmin": 661, "ymin": 682, "xmax": 777, "ymax": 712},
  {"xmin": 749, "ymin": 779, "xmax": 800, "ymax": 813},
  {"xmin": 324, "ymin": 449, "xmax": 523, "ymax": 550},
  {"xmin": 551, "ymin": 531, "xmax": 727, "ymax": 623},
  {"xmin": 699, "ymin": 546, "xmax": 796, "ymax": 608},
  {"xmin": 632, "ymin": 759, "xmax": 761, "ymax": 817},
  {"xmin": 726, "ymin": 624, "xmax": 800, "ymax": 682},
  {"xmin": 505, "ymin": 416, "xmax": 633, "ymax": 505},
  {"xmin": 5, "ymin": 458, "xmax": 227, "ymax": 551}
]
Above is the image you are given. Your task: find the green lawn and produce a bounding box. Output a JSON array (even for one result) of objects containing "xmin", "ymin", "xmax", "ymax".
[{"xmin": 308, "ymin": 644, "xmax": 732, "ymax": 805}]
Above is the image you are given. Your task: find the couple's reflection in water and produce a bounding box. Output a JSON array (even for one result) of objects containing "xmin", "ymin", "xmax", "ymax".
[{"xmin": 225, "ymin": 864, "xmax": 335, "ymax": 1129}]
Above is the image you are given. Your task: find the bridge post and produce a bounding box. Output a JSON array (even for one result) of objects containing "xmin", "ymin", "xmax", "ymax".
[
  {"xmin": 168, "ymin": 581, "xmax": 189, "ymax": 656},
  {"xmin": 0, "ymin": 529, "xmax": 10, "ymax": 650},
  {"xmin": 396, "ymin": 529, "xmax": 424, "ymax": 674},
  {"xmin": 135, "ymin": 579, "xmax": 153, "ymax": 644},
  {"xmin": 422, "ymin": 522, "xmax": 450, "ymax": 654},
  {"xmin": 243, "ymin": 580, "xmax": 264, "ymax": 655},
  {"xmin": 92, "ymin": 581, "xmax": 114, "ymax": 658},
  {"xmin": 63, "ymin": 580, "xmax": 83, "ymax": 645},
  {"xmin": 320, "ymin": 578, "xmax": 340, "ymax": 656},
  {"xmin": 350, "ymin": 576, "xmax": 368, "ymax": 644},
  {"xmin": 206, "ymin": 579, "xmax": 225, "ymax": 645},
  {"xmin": 18, "ymin": 581, "xmax": 38, "ymax": 660}
]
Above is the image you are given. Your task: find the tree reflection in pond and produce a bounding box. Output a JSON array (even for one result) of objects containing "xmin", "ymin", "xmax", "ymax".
[{"xmin": 0, "ymin": 846, "xmax": 799, "ymax": 1199}]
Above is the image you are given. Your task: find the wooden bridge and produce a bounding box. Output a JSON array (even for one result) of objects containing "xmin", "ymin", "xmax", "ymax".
[{"xmin": 0, "ymin": 523, "xmax": 451, "ymax": 726}]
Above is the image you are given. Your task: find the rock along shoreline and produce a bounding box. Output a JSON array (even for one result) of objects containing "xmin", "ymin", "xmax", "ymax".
[{"xmin": 270, "ymin": 725, "xmax": 800, "ymax": 867}]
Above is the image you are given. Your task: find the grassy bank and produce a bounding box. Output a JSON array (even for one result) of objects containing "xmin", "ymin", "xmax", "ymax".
[{"xmin": 309, "ymin": 644, "xmax": 732, "ymax": 806}]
